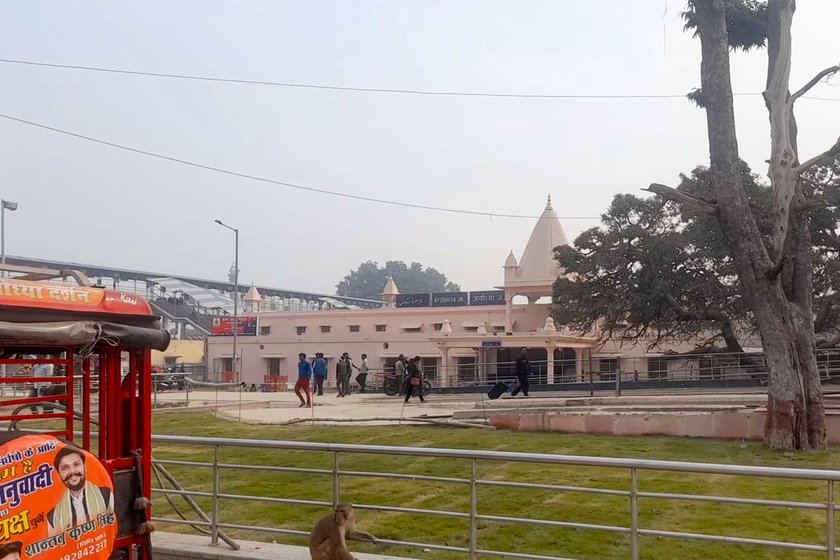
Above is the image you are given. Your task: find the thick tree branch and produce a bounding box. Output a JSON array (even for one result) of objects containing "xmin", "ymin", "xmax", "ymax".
[
  {"xmin": 815, "ymin": 292, "xmax": 840, "ymax": 333},
  {"xmin": 658, "ymin": 288, "xmax": 744, "ymax": 352},
  {"xmin": 793, "ymin": 198, "xmax": 829, "ymax": 214},
  {"xmin": 765, "ymin": 196, "xmax": 823, "ymax": 282},
  {"xmin": 794, "ymin": 137, "xmax": 840, "ymax": 175},
  {"xmin": 767, "ymin": 256, "xmax": 785, "ymax": 281},
  {"xmin": 817, "ymin": 334, "xmax": 840, "ymax": 349},
  {"xmin": 644, "ymin": 183, "xmax": 719, "ymax": 216},
  {"xmin": 791, "ymin": 65, "xmax": 840, "ymax": 102}
]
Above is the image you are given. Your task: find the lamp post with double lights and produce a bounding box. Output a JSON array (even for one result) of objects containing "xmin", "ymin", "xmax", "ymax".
[{"xmin": 214, "ymin": 219, "xmax": 239, "ymax": 383}]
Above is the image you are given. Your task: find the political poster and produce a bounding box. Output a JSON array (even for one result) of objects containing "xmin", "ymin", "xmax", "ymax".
[{"xmin": 0, "ymin": 435, "xmax": 116, "ymax": 560}]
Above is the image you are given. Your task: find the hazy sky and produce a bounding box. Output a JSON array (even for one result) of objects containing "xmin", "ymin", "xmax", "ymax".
[{"xmin": 1, "ymin": 1, "xmax": 838, "ymax": 295}]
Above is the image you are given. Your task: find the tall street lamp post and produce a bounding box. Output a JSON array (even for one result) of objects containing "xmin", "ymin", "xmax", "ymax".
[
  {"xmin": 1, "ymin": 199, "xmax": 18, "ymax": 277},
  {"xmin": 1, "ymin": 199, "xmax": 17, "ymax": 396},
  {"xmin": 214, "ymin": 219, "xmax": 239, "ymax": 383}
]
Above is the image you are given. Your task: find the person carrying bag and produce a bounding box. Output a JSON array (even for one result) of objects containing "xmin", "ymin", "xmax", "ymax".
[{"xmin": 404, "ymin": 356, "xmax": 425, "ymax": 403}]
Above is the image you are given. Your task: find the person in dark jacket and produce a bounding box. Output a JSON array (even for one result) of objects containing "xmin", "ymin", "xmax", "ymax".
[
  {"xmin": 511, "ymin": 348, "xmax": 531, "ymax": 397},
  {"xmin": 336, "ymin": 353, "xmax": 352, "ymax": 397},
  {"xmin": 312, "ymin": 353, "xmax": 328, "ymax": 396},
  {"xmin": 404, "ymin": 356, "xmax": 425, "ymax": 403}
]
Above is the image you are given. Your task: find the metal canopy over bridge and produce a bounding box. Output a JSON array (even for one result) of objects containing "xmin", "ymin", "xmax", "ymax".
[{"xmin": 1, "ymin": 255, "xmax": 382, "ymax": 309}]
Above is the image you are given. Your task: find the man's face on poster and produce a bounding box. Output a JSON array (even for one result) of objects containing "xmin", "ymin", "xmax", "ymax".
[
  {"xmin": 57, "ymin": 452, "xmax": 86, "ymax": 492},
  {"xmin": 0, "ymin": 543, "xmax": 22, "ymax": 560}
]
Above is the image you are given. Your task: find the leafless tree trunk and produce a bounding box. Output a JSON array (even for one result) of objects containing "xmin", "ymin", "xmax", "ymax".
[{"xmin": 652, "ymin": 0, "xmax": 838, "ymax": 449}]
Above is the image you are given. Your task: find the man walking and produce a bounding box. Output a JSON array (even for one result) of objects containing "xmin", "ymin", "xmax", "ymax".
[
  {"xmin": 312, "ymin": 353, "xmax": 328, "ymax": 396},
  {"xmin": 511, "ymin": 348, "xmax": 531, "ymax": 397},
  {"xmin": 335, "ymin": 353, "xmax": 352, "ymax": 397},
  {"xmin": 394, "ymin": 354, "xmax": 407, "ymax": 395},
  {"xmin": 295, "ymin": 353, "xmax": 312, "ymax": 408},
  {"xmin": 354, "ymin": 354, "xmax": 370, "ymax": 393}
]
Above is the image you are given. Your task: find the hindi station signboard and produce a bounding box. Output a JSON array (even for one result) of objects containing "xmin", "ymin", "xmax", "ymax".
[{"xmin": 468, "ymin": 291, "xmax": 506, "ymax": 306}]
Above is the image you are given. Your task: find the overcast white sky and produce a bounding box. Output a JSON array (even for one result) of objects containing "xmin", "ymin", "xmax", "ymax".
[{"xmin": 0, "ymin": 1, "xmax": 838, "ymax": 294}]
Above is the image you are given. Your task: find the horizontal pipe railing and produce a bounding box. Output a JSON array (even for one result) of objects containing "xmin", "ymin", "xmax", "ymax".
[
  {"xmin": 151, "ymin": 434, "xmax": 840, "ymax": 480},
  {"xmin": 149, "ymin": 434, "xmax": 840, "ymax": 560}
]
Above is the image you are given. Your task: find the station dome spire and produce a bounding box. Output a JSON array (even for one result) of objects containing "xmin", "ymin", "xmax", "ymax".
[{"xmin": 505, "ymin": 194, "xmax": 569, "ymax": 287}]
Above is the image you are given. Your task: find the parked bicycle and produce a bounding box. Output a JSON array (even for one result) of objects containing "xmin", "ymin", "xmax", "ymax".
[{"xmin": 382, "ymin": 374, "xmax": 432, "ymax": 397}]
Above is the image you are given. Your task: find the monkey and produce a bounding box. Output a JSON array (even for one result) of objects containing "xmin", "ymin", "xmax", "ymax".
[{"xmin": 309, "ymin": 503, "xmax": 377, "ymax": 560}]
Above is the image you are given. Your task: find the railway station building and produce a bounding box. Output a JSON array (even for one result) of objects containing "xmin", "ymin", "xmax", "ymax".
[{"xmin": 205, "ymin": 197, "xmax": 755, "ymax": 388}]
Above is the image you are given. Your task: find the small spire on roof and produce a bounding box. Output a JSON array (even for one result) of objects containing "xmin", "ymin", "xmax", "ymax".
[
  {"xmin": 382, "ymin": 276, "xmax": 399, "ymax": 296},
  {"xmin": 546, "ymin": 194, "xmax": 553, "ymax": 210},
  {"xmin": 244, "ymin": 284, "xmax": 263, "ymax": 303},
  {"xmin": 504, "ymin": 250, "xmax": 518, "ymax": 268}
]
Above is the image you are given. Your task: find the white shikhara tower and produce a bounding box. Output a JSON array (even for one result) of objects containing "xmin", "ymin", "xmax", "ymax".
[{"xmin": 501, "ymin": 195, "xmax": 570, "ymax": 333}]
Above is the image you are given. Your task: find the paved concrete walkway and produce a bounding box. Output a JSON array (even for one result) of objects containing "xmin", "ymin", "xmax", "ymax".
[
  {"xmin": 154, "ymin": 389, "xmax": 495, "ymax": 425},
  {"xmin": 152, "ymin": 388, "xmax": 780, "ymax": 426},
  {"xmin": 153, "ymin": 531, "xmax": 416, "ymax": 560}
]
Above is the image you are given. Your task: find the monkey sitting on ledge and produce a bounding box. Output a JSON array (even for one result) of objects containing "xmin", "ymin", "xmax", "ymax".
[{"xmin": 309, "ymin": 503, "xmax": 377, "ymax": 560}]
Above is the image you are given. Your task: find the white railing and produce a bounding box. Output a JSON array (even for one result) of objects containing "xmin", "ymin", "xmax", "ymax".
[{"xmin": 150, "ymin": 434, "xmax": 840, "ymax": 560}]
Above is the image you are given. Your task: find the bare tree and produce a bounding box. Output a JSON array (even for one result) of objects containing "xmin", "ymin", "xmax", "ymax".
[{"xmin": 648, "ymin": 0, "xmax": 838, "ymax": 450}]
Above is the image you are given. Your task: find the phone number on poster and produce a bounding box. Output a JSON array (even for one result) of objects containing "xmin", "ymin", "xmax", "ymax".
[{"xmin": 60, "ymin": 541, "xmax": 109, "ymax": 560}]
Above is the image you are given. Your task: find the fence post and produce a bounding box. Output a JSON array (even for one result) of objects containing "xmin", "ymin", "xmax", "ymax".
[
  {"xmin": 332, "ymin": 452, "xmax": 341, "ymax": 507},
  {"xmin": 469, "ymin": 458, "xmax": 478, "ymax": 560},
  {"xmin": 630, "ymin": 467, "xmax": 639, "ymax": 560},
  {"xmin": 615, "ymin": 367, "xmax": 622, "ymax": 398},
  {"xmin": 211, "ymin": 445, "xmax": 221, "ymax": 545},
  {"xmin": 828, "ymin": 480, "xmax": 836, "ymax": 560}
]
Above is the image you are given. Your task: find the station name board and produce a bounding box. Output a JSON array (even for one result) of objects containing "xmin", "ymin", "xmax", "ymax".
[{"xmin": 395, "ymin": 290, "xmax": 505, "ymax": 309}]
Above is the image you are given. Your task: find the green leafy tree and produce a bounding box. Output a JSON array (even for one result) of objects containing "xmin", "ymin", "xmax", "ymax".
[
  {"xmin": 336, "ymin": 261, "xmax": 460, "ymax": 300},
  {"xmin": 807, "ymin": 161, "xmax": 840, "ymax": 348},
  {"xmin": 554, "ymin": 163, "xmax": 764, "ymax": 353},
  {"xmin": 554, "ymin": 161, "xmax": 840, "ymax": 353}
]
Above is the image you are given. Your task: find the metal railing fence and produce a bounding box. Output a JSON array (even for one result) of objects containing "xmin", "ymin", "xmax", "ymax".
[
  {"xmin": 201, "ymin": 349, "xmax": 840, "ymax": 393},
  {"xmin": 150, "ymin": 434, "xmax": 840, "ymax": 560}
]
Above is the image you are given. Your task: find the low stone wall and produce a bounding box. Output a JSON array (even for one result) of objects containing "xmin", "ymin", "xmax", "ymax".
[{"xmin": 489, "ymin": 410, "xmax": 840, "ymax": 443}]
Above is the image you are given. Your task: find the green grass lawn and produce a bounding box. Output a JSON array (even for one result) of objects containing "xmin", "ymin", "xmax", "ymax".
[{"xmin": 150, "ymin": 411, "xmax": 840, "ymax": 560}]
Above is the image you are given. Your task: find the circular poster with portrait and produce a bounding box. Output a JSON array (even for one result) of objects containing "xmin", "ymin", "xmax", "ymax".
[{"xmin": 0, "ymin": 435, "xmax": 116, "ymax": 560}]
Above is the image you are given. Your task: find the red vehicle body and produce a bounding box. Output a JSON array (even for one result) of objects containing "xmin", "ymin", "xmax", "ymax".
[{"xmin": 0, "ymin": 273, "xmax": 169, "ymax": 560}]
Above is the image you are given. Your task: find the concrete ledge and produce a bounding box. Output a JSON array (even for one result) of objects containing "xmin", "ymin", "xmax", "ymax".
[
  {"xmin": 153, "ymin": 531, "xmax": 415, "ymax": 560},
  {"xmin": 487, "ymin": 411, "xmax": 840, "ymax": 443}
]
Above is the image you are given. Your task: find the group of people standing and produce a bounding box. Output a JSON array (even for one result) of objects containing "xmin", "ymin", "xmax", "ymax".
[{"xmin": 294, "ymin": 352, "xmax": 370, "ymax": 408}]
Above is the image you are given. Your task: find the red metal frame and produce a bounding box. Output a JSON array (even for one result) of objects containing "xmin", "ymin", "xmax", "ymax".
[{"xmin": 0, "ymin": 279, "xmax": 159, "ymax": 560}]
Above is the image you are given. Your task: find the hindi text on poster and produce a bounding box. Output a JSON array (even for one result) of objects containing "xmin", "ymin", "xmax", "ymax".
[{"xmin": 0, "ymin": 435, "xmax": 116, "ymax": 560}]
